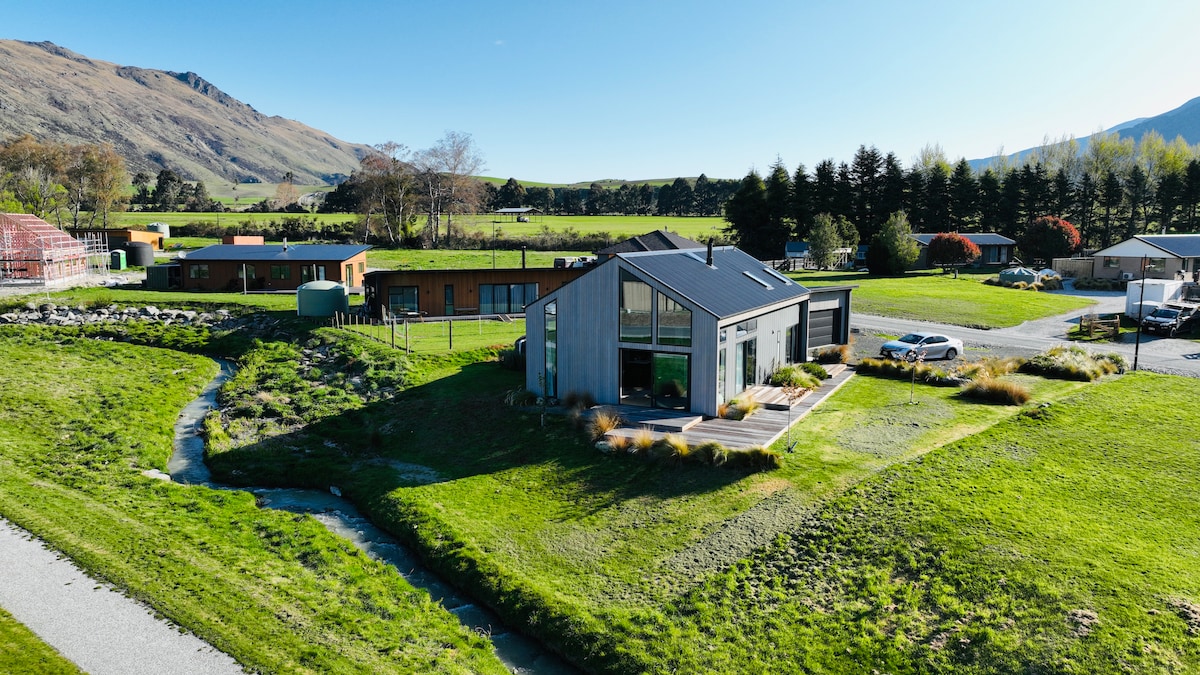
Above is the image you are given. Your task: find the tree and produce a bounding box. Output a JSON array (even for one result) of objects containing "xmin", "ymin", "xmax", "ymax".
[
  {"xmin": 764, "ymin": 160, "xmax": 793, "ymax": 248},
  {"xmin": 274, "ymin": 171, "xmax": 299, "ymax": 209},
  {"xmin": 807, "ymin": 213, "xmax": 842, "ymax": 270},
  {"xmin": 723, "ymin": 170, "xmax": 772, "ymax": 260},
  {"xmin": 667, "ymin": 177, "xmax": 693, "ymax": 216},
  {"xmin": 948, "ymin": 158, "xmax": 979, "ymax": 231},
  {"xmin": 1019, "ymin": 215, "xmax": 1080, "ymax": 264},
  {"xmin": 790, "ymin": 164, "xmax": 814, "ymax": 239},
  {"xmin": 413, "ymin": 131, "xmax": 485, "ymax": 246},
  {"xmin": 153, "ymin": 169, "xmax": 184, "ymax": 211},
  {"xmin": 496, "ymin": 177, "xmax": 525, "ymax": 208},
  {"xmin": 926, "ymin": 232, "xmax": 981, "ymax": 270},
  {"xmin": 693, "ymin": 174, "xmax": 717, "ymax": 215},
  {"xmin": 358, "ymin": 141, "xmax": 418, "ymax": 245},
  {"xmin": 865, "ymin": 210, "xmax": 919, "ymax": 276}
]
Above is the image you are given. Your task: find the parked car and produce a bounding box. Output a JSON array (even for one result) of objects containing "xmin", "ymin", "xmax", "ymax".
[
  {"xmin": 1141, "ymin": 302, "xmax": 1199, "ymax": 337},
  {"xmin": 879, "ymin": 331, "xmax": 963, "ymax": 360}
]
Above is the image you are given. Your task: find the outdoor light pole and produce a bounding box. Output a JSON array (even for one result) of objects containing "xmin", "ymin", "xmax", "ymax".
[
  {"xmin": 492, "ymin": 220, "xmax": 497, "ymax": 269},
  {"xmin": 1133, "ymin": 255, "xmax": 1147, "ymax": 371}
]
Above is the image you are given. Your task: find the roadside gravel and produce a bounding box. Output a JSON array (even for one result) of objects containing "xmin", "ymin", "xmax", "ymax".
[{"xmin": 0, "ymin": 518, "xmax": 244, "ymax": 675}]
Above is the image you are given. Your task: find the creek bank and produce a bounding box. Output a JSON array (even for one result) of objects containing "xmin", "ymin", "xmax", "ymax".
[{"xmin": 169, "ymin": 359, "xmax": 576, "ymax": 674}]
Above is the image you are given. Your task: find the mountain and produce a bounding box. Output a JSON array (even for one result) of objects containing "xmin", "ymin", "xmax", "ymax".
[
  {"xmin": 969, "ymin": 96, "xmax": 1200, "ymax": 170},
  {"xmin": 0, "ymin": 39, "xmax": 371, "ymax": 186}
]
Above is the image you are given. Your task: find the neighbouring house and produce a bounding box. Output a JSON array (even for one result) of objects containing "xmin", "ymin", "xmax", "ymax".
[
  {"xmin": 910, "ymin": 232, "xmax": 1016, "ymax": 268},
  {"xmin": 176, "ymin": 243, "xmax": 370, "ymax": 291},
  {"xmin": 782, "ymin": 241, "xmax": 854, "ymax": 270},
  {"xmin": 1090, "ymin": 234, "xmax": 1200, "ymax": 281},
  {"xmin": 1, "ymin": 213, "xmax": 90, "ymax": 285},
  {"xmin": 494, "ymin": 207, "xmax": 543, "ymax": 223},
  {"xmin": 68, "ymin": 227, "xmax": 165, "ymax": 251},
  {"xmin": 595, "ymin": 230, "xmax": 704, "ymax": 258},
  {"xmin": 524, "ymin": 244, "xmax": 855, "ymax": 418},
  {"xmin": 363, "ymin": 266, "xmax": 587, "ymax": 318}
]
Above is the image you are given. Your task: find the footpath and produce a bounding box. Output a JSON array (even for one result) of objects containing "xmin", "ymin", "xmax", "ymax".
[{"xmin": 0, "ymin": 518, "xmax": 244, "ymax": 675}]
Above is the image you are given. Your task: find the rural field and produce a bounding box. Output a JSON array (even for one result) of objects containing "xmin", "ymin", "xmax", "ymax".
[{"xmin": 2, "ymin": 272, "xmax": 1198, "ymax": 673}]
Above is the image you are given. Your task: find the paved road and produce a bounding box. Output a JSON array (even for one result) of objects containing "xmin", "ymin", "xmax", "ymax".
[
  {"xmin": 852, "ymin": 289, "xmax": 1200, "ymax": 378},
  {"xmin": 0, "ymin": 518, "xmax": 245, "ymax": 675}
]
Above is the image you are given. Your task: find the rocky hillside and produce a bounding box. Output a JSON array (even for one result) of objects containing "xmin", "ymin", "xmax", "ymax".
[{"xmin": 0, "ymin": 39, "xmax": 371, "ymax": 186}]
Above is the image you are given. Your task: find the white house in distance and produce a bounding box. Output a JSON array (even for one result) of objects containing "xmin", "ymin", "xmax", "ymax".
[
  {"xmin": 1090, "ymin": 234, "xmax": 1200, "ymax": 281},
  {"xmin": 524, "ymin": 244, "xmax": 855, "ymax": 418}
]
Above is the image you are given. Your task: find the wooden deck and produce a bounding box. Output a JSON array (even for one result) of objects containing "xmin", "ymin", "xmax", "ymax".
[{"xmin": 599, "ymin": 364, "xmax": 854, "ymax": 450}]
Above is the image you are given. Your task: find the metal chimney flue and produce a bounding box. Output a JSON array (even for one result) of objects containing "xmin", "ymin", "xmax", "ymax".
[{"xmin": 706, "ymin": 238, "xmax": 714, "ymax": 267}]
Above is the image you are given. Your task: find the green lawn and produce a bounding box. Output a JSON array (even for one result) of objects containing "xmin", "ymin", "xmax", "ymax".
[
  {"xmin": 0, "ymin": 608, "xmax": 81, "ymax": 675},
  {"xmin": 366, "ymin": 248, "xmax": 593, "ymax": 270},
  {"xmin": 0, "ymin": 328, "xmax": 507, "ymax": 674},
  {"xmin": 793, "ymin": 269, "xmax": 1096, "ymax": 328},
  {"xmin": 346, "ymin": 317, "xmax": 526, "ymax": 353}
]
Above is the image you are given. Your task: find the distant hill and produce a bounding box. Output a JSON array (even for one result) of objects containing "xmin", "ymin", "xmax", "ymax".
[
  {"xmin": 0, "ymin": 39, "xmax": 372, "ymax": 186},
  {"xmin": 969, "ymin": 96, "xmax": 1200, "ymax": 171}
]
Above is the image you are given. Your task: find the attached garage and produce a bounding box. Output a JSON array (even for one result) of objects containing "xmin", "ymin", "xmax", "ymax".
[{"xmin": 808, "ymin": 309, "xmax": 837, "ymax": 347}]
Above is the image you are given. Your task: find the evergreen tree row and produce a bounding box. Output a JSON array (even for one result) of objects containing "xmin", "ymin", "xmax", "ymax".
[{"xmin": 479, "ymin": 176, "xmax": 741, "ymax": 216}]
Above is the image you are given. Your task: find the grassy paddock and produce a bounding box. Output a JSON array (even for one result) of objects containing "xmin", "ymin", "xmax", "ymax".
[
  {"xmin": 0, "ymin": 328, "xmax": 507, "ymax": 674},
  {"xmin": 346, "ymin": 317, "xmax": 526, "ymax": 353},
  {"xmin": 794, "ymin": 269, "xmax": 1095, "ymax": 328}
]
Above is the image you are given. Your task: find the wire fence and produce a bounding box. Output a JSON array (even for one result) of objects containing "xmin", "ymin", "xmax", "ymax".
[{"xmin": 330, "ymin": 312, "xmax": 526, "ymax": 354}]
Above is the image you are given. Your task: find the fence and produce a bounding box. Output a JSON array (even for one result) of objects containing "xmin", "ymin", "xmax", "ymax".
[
  {"xmin": 1052, "ymin": 257, "xmax": 1094, "ymax": 278},
  {"xmin": 1078, "ymin": 313, "xmax": 1119, "ymax": 339},
  {"xmin": 330, "ymin": 312, "xmax": 526, "ymax": 354}
]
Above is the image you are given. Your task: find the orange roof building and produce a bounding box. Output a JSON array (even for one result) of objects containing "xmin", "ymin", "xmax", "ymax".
[{"xmin": 1, "ymin": 213, "xmax": 89, "ymax": 285}]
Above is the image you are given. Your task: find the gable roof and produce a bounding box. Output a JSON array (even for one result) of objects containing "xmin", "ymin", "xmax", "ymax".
[
  {"xmin": 1136, "ymin": 234, "xmax": 1200, "ymax": 258},
  {"xmin": 596, "ymin": 230, "xmax": 704, "ymax": 255},
  {"xmin": 1092, "ymin": 234, "xmax": 1200, "ymax": 259},
  {"xmin": 620, "ymin": 246, "xmax": 809, "ymax": 318},
  {"xmin": 910, "ymin": 232, "xmax": 1015, "ymax": 246},
  {"xmin": 182, "ymin": 244, "xmax": 371, "ymax": 262}
]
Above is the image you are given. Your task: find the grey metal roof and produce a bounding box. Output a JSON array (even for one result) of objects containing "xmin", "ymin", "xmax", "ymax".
[
  {"xmin": 1137, "ymin": 234, "xmax": 1200, "ymax": 258},
  {"xmin": 182, "ymin": 244, "xmax": 370, "ymax": 262},
  {"xmin": 621, "ymin": 246, "xmax": 810, "ymax": 318},
  {"xmin": 910, "ymin": 232, "xmax": 1015, "ymax": 246},
  {"xmin": 493, "ymin": 207, "xmax": 541, "ymax": 214},
  {"xmin": 596, "ymin": 230, "xmax": 705, "ymax": 255}
]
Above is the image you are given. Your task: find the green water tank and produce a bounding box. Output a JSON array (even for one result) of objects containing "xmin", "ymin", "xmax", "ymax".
[{"xmin": 296, "ymin": 280, "xmax": 350, "ymax": 318}]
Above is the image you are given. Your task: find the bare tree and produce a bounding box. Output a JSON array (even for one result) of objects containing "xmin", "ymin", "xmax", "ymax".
[
  {"xmin": 359, "ymin": 142, "xmax": 417, "ymax": 245},
  {"xmin": 414, "ymin": 131, "xmax": 484, "ymax": 247}
]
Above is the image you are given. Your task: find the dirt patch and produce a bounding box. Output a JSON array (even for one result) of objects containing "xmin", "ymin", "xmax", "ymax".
[
  {"xmin": 1067, "ymin": 608, "xmax": 1100, "ymax": 637},
  {"xmin": 1167, "ymin": 598, "xmax": 1200, "ymax": 635}
]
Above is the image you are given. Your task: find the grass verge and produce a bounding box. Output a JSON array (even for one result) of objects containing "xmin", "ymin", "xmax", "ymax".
[{"xmin": 0, "ymin": 607, "xmax": 81, "ymax": 675}]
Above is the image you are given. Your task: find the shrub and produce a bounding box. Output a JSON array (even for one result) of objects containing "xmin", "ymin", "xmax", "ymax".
[
  {"xmin": 499, "ymin": 347, "xmax": 525, "ymax": 371},
  {"xmin": 768, "ymin": 365, "xmax": 821, "ymax": 389},
  {"xmin": 726, "ymin": 446, "xmax": 782, "ymax": 471},
  {"xmin": 724, "ymin": 398, "xmax": 762, "ymax": 420},
  {"xmin": 606, "ymin": 435, "xmax": 630, "ymax": 453},
  {"xmin": 1028, "ymin": 282, "xmax": 1043, "ymax": 292},
  {"xmin": 693, "ymin": 441, "xmax": 728, "ymax": 467},
  {"xmin": 799, "ymin": 362, "xmax": 830, "ymax": 380},
  {"xmin": 588, "ymin": 409, "xmax": 623, "ymax": 442},
  {"xmin": 982, "ymin": 276, "xmax": 1001, "ymax": 286},
  {"xmin": 1012, "ymin": 281, "xmax": 1028, "ymax": 290},
  {"xmin": 1020, "ymin": 345, "xmax": 1117, "ymax": 381},
  {"xmin": 961, "ymin": 377, "xmax": 1032, "ymax": 405}
]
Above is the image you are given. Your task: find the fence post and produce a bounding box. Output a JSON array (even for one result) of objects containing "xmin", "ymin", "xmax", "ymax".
[
  {"xmin": 391, "ymin": 319, "xmax": 395, "ymax": 349},
  {"xmin": 449, "ymin": 319, "xmax": 454, "ymax": 351}
]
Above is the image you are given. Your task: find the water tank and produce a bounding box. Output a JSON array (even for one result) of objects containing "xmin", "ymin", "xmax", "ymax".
[
  {"xmin": 146, "ymin": 222, "xmax": 171, "ymax": 239},
  {"xmin": 296, "ymin": 280, "xmax": 350, "ymax": 318},
  {"xmin": 998, "ymin": 266, "xmax": 1038, "ymax": 284},
  {"xmin": 125, "ymin": 241, "xmax": 156, "ymax": 267}
]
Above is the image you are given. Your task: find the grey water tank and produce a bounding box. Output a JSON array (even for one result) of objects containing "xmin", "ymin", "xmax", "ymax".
[
  {"xmin": 125, "ymin": 241, "xmax": 155, "ymax": 267},
  {"xmin": 297, "ymin": 280, "xmax": 350, "ymax": 317}
]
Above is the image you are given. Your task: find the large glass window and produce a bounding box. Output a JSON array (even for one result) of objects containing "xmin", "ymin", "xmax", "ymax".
[
  {"xmin": 189, "ymin": 264, "xmax": 209, "ymax": 279},
  {"xmin": 653, "ymin": 353, "xmax": 689, "ymax": 410},
  {"xmin": 271, "ymin": 264, "xmax": 290, "ymax": 280},
  {"xmin": 1103, "ymin": 257, "xmax": 1121, "ymax": 269},
  {"xmin": 1146, "ymin": 258, "xmax": 1166, "ymax": 274},
  {"xmin": 619, "ymin": 269, "xmax": 652, "ymax": 343},
  {"xmin": 237, "ymin": 264, "xmax": 255, "ymax": 279},
  {"xmin": 544, "ymin": 302, "xmax": 557, "ymax": 398},
  {"xmin": 388, "ymin": 286, "xmax": 419, "ymax": 314},
  {"xmin": 444, "ymin": 285, "xmax": 454, "ymax": 315},
  {"xmin": 657, "ymin": 294, "xmax": 691, "ymax": 346},
  {"xmin": 480, "ymin": 283, "xmax": 538, "ymax": 313}
]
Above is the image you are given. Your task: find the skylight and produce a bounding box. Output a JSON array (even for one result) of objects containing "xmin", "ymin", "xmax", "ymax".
[
  {"xmin": 742, "ymin": 271, "xmax": 773, "ymax": 290},
  {"xmin": 761, "ymin": 267, "xmax": 793, "ymax": 285}
]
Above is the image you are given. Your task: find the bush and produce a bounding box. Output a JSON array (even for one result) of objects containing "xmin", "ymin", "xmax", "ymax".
[
  {"xmin": 503, "ymin": 388, "xmax": 537, "ymax": 406},
  {"xmin": 499, "ymin": 347, "xmax": 525, "ymax": 371},
  {"xmin": 768, "ymin": 365, "xmax": 821, "ymax": 389},
  {"xmin": 723, "ymin": 398, "xmax": 761, "ymax": 420},
  {"xmin": 650, "ymin": 434, "xmax": 691, "ymax": 463},
  {"xmin": 693, "ymin": 441, "xmax": 728, "ymax": 467},
  {"xmin": 1020, "ymin": 345, "xmax": 1121, "ymax": 381},
  {"xmin": 960, "ymin": 377, "xmax": 1032, "ymax": 405},
  {"xmin": 799, "ymin": 362, "xmax": 830, "ymax": 380},
  {"xmin": 563, "ymin": 390, "xmax": 597, "ymax": 410},
  {"xmin": 725, "ymin": 446, "xmax": 783, "ymax": 471}
]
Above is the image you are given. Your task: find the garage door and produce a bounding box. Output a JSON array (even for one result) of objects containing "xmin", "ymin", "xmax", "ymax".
[{"xmin": 808, "ymin": 309, "xmax": 837, "ymax": 347}]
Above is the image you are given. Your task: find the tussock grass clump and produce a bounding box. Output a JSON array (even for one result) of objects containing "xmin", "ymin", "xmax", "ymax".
[
  {"xmin": 768, "ymin": 365, "xmax": 822, "ymax": 389},
  {"xmin": 800, "ymin": 361, "xmax": 831, "ymax": 380},
  {"xmin": 562, "ymin": 390, "xmax": 597, "ymax": 411},
  {"xmin": 630, "ymin": 427, "xmax": 657, "ymax": 455},
  {"xmin": 724, "ymin": 445, "xmax": 783, "ymax": 471},
  {"xmin": 606, "ymin": 434, "xmax": 630, "ymax": 453},
  {"xmin": 650, "ymin": 434, "xmax": 692, "ymax": 463},
  {"xmin": 503, "ymin": 387, "xmax": 537, "ymax": 406},
  {"xmin": 814, "ymin": 341, "xmax": 852, "ymax": 364},
  {"xmin": 1021, "ymin": 345, "xmax": 1124, "ymax": 381},
  {"xmin": 723, "ymin": 398, "xmax": 762, "ymax": 420},
  {"xmin": 961, "ymin": 377, "xmax": 1032, "ymax": 405},
  {"xmin": 588, "ymin": 408, "xmax": 623, "ymax": 442},
  {"xmin": 693, "ymin": 441, "xmax": 728, "ymax": 467}
]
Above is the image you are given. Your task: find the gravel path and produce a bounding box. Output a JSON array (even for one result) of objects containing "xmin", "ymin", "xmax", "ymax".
[{"xmin": 0, "ymin": 518, "xmax": 245, "ymax": 675}]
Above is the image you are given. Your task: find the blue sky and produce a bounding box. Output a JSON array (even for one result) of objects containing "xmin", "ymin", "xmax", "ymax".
[{"xmin": 7, "ymin": 1, "xmax": 1200, "ymax": 183}]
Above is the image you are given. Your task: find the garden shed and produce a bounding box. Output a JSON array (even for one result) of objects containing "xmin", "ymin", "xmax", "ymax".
[{"xmin": 0, "ymin": 213, "xmax": 90, "ymax": 286}]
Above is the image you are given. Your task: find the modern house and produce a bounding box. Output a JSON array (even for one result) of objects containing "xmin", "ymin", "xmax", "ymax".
[
  {"xmin": 176, "ymin": 243, "xmax": 370, "ymax": 291},
  {"xmin": 1090, "ymin": 234, "xmax": 1200, "ymax": 281},
  {"xmin": 363, "ymin": 266, "xmax": 587, "ymax": 318},
  {"xmin": 910, "ymin": 233, "xmax": 1016, "ymax": 268},
  {"xmin": 524, "ymin": 245, "xmax": 854, "ymax": 418}
]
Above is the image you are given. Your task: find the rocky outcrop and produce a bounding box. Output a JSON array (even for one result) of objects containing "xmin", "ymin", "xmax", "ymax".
[{"xmin": 0, "ymin": 302, "xmax": 240, "ymax": 330}]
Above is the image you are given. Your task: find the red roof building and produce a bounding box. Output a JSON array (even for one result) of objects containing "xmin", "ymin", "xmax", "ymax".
[{"xmin": 0, "ymin": 213, "xmax": 89, "ymax": 285}]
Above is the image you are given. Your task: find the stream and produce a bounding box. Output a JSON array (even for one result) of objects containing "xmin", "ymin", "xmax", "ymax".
[{"xmin": 167, "ymin": 359, "xmax": 575, "ymax": 674}]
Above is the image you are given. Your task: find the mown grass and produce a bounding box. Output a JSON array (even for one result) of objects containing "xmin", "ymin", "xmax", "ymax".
[
  {"xmin": 0, "ymin": 327, "xmax": 507, "ymax": 674},
  {"xmin": 794, "ymin": 269, "xmax": 1094, "ymax": 328},
  {"xmin": 0, "ymin": 287, "xmax": 310, "ymax": 313},
  {"xmin": 345, "ymin": 317, "xmax": 526, "ymax": 353},
  {"xmin": 209, "ymin": 348, "xmax": 1085, "ymax": 672},
  {"xmin": 620, "ymin": 371, "xmax": 1200, "ymax": 672},
  {"xmin": 0, "ymin": 607, "xmax": 81, "ymax": 675},
  {"xmin": 366, "ymin": 247, "xmax": 593, "ymax": 270}
]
